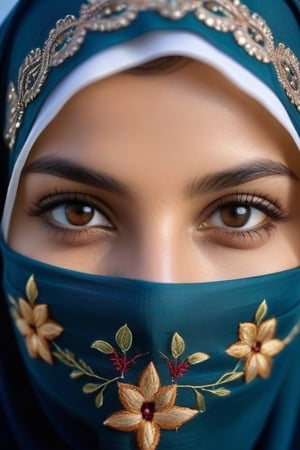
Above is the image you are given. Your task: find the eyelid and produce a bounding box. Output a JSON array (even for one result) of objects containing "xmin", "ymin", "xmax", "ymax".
[
  {"xmin": 51, "ymin": 204, "xmax": 112, "ymax": 229},
  {"xmin": 195, "ymin": 191, "xmax": 290, "ymax": 249},
  {"xmin": 200, "ymin": 192, "xmax": 287, "ymax": 223},
  {"xmin": 28, "ymin": 191, "xmax": 116, "ymax": 229},
  {"xmin": 199, "ymin": 222, "xmax": 278, "ymax": 250}
]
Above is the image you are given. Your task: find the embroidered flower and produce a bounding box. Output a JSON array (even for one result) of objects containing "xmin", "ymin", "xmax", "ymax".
[
  {"xmin": 11, "ymin": 275, "xmax": 63, "ymax": 364},
  {"xmin": 104, "ymin": 362, "xmax": 198, "ymax": 450},
  {"xmin": 226, "ymin": 318, "xmax": 285, "ymax": 383}
]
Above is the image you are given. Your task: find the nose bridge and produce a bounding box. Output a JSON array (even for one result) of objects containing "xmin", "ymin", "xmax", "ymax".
[
  {"xmin": 123, "ymin": 215, "xmax": 192, "ymax": 283},
  {"xmin": 136, "ymin": 228, "xmax": 176, "ymax": 282}
]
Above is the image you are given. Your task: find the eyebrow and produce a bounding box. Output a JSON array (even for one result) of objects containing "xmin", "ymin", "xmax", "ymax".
[
  {"xmin": 23, "ymin": 156, "xmax": 128, "ymax": 195},
  {"xmin": 24, "ymin": 156, "xmax": 298, "ymax": 197},
  {"xmin": 186, "ymin": 159, "xmax": 298, "ymax": 197}
]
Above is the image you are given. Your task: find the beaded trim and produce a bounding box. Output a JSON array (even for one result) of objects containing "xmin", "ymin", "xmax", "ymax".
[{"xmin": 4, "ymin": 0, "xmax": 300, "ymax": 150}]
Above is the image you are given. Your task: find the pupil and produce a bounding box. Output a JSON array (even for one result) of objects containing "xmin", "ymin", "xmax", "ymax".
[
  {"xmin": 221, "ymin": 205, "xmax": 250, "ymax": 228},
  {"xmin": 65, "ymin": 203, "xmax": 94, "ymax": 226}
]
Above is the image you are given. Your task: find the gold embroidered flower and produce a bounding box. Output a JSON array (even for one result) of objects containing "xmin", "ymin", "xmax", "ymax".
[
  {"xmin": 226, "ymin": 318, "xmax": 285, "ymax": 383},
  {"xmin": 104, "ymin": 362, "xmax": 198, "ymax": 450},
  {"xmin": 13, "ymin": 297, "xmax": 63, "ymax": 365}
]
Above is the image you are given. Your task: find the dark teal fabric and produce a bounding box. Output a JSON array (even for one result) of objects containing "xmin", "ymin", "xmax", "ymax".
[
  {"xmin": 0, "ymin": 1, "xmax": 300, "ymax": 449},
  {"xmin": 1, "ymin": 238, "xmax": 300, "ymax": 449}
]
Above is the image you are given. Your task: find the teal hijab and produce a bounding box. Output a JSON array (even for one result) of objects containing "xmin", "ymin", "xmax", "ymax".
[
  {"xmin": 0, "ymin": 1, "xmax": 300, "ymax": 449},
  {"xmin": 1, "ymin": 0, "xmax": 300, "ymax": 165}
]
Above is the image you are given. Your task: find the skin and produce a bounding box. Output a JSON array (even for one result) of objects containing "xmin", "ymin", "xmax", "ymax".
[{"xmin": 8, "ymin": 60, "xmax": 300, "ymax": 282}]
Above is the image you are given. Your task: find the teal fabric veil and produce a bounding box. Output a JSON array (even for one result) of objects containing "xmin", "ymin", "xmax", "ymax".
[
  {"xmin": 0, "ymin": 1, "xmax": 300, "ymax": 449},
  {"xmin": 1, "ymin": 238, "xmax": 300, "ymax": 449}
]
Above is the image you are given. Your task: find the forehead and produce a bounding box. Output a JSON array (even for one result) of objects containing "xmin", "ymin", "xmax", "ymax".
[{"xmin": 27, "ymin": 59, "xmax": 300, "ymax": 178}]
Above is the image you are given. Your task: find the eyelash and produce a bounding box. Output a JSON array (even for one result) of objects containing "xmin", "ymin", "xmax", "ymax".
[
  {"xmin": 27, "ymin": 190, "xmax": 290, "ymax": 247},
  {"xmin": 28, "ymin": 191, "xmax": 115, "ymax": 237},
  {"xmin": 198, "ymin": 192, "xmax": 290, "ymax": 245}
]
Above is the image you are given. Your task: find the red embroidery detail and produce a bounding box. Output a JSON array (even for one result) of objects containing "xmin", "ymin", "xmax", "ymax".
[
  {"xmin": 141, "ymin": 402, "xmax": 155, "ymax": 421},
  {"xmin": 166, "ymin": 358, "xmax": 190, "ymax": 381},
  {"xmin": 251, "ymin": 341, "xmax": 262, "ymax": 353},
  {"xmin": 110, "ymin": 350, "xmax": 146, "ymax": 374}
]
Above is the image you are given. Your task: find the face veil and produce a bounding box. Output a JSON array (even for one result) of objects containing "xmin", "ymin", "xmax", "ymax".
[{"xmin": 0, "ymin": 1, "xmax": 300, "ymax": 450}]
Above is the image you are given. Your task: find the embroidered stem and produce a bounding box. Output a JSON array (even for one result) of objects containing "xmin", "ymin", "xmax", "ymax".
[
  {"xmin": 53, "ymin": 343, "xmax": 110, "ymax": 381},
  {"xmin": 283, "ymin": 319, "xmax": 300, "ymax": 345},
  {"xmin": 177, "ymin": 370, "xmax": 244, "ymax": 391}
]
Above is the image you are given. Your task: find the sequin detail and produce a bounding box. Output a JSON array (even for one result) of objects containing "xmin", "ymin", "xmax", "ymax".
[{"xmin": 4, "ymin": 0, "xmax": 300, "ymax": 150}]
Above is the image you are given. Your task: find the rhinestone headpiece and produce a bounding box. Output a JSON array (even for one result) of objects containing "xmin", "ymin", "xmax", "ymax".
[{"xmin": 4, "ymin": 0, "xmax": 300, "ymax": 150}]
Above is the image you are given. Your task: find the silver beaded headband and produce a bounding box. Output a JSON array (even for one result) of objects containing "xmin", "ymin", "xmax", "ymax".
[{"xmin": 4, "ymin": 0, "xmax": 300, "ymax": 151}]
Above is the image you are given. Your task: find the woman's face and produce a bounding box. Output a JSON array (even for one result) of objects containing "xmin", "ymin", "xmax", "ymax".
[{"xmin": 8, "ymin": 60, "xmax": 300, "ymax": 282}]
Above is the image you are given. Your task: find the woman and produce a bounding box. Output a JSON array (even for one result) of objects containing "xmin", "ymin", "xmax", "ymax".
[{"xmin": 0, "ymin": 1, "xmax": 300, "ymax": 449}]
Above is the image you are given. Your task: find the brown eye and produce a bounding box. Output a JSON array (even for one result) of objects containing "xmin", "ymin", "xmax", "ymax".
[
  {"xmin": 65, "ymin": 203, "xmax": 94, "ymax": 226},
  {"xmin": 50, "ymin": 202, "xmax": 112, "ymax": 229},
  {"xmin": 219, "ymin": 205, "xmax": 251, "ymax": 228},
  {"xmin": 206, "ymin": 204, "xmax": 265, "ymax": 230}
]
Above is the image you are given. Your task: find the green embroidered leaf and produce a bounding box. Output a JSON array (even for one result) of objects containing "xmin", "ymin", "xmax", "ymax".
[
  {"xmin": 211, "ymin": 388, "xmax": 231, "ymax": 397},
  {"xmin": 78, "ymin": 358, "xmax": 95, "ymax": 375},
  {"xmin": 95, "ymin": 386, "xmax": 106, "ymax": 408},
  {"xmin": 52, "ymin": 349, "xmax": 76, "ymax": 368},
  {"xmin": 187, "ymin": 352, "xmax": 210, "ymax": 365},
  {"xmin": 53, "ymin": 345, "xmax": 96, "ymax": 376},
  {"xmin": 25, "ymin": 275, "xmax": 38, "ymax": 305},
  {"xmin": 255, "ymin": 300, "xmax": 268, "ymax": 326},
  {"xmin": 83, "ymin": 383, "xmax": 102, "ymax": 394},
  {"xmin": 193, "ymin": 389, "xmax": 206, "ymax": 412},
  {"xmin": 70, "ymin": 370, "xmax": 84, "ymax": 379},
  {"xmin": 115, "ymin": 324, "xmax": 132, "ymax": 353},
  {"xmin": 171, "ymin": 332, "xmax": 185, "ymax": 359},
  {"xmin": 91, "ymin": 340, "xmax": 115, "ymax": 354}
]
